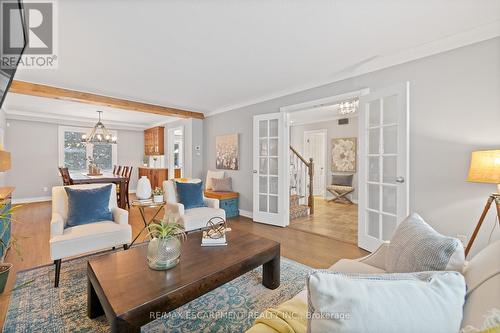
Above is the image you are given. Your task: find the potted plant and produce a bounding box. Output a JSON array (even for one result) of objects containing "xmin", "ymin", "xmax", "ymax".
[
  {"xmin": 146, "ymin": 214, "xmax": 186, "ymax": 270},
  {"xmin": 152, "ymin": 187, "xmax": 164, "ymax": 203},
  {"xmin": 0, "ymin": 203, "xmax": 20, "ymax": 293}
]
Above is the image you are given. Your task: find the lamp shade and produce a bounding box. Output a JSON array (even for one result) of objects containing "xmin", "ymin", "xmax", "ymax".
[{"xmin": 467, "ymin": 150, "xmax": 500, "ymax": 184}]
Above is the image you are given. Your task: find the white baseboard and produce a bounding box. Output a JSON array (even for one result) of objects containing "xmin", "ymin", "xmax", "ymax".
[
  {"xmin": 12, "ymin": 196, "xmax": 51, "ymax": 204},
  {"xmin": 239, "ymin": 209, "xmax": 253, "ymax": 219}
]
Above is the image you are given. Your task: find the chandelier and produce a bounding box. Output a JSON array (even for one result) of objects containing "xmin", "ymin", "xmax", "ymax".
[
  {"xmin": 338, "ymin": 98, "xmax": 359, "ymax": 115},
  {"xmin": 81, "ymin": 111, "xmax": 117, "ymax": 144}
]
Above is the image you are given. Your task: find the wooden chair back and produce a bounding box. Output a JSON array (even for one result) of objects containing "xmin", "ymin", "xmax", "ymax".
[
  {"xmin": 121, "ymin": 166, "xmax": 129, "ymax": 177},
  {"xmin": 58, "ymin": 167, "xmax": 73, "ymax": 186},
  {"xmin": 113, "ymin": 165, "xmax": 118, "ymax": 174},
  {"xmin": 116, "ymin": 166, "xmax": 122, "ymax": 177}
]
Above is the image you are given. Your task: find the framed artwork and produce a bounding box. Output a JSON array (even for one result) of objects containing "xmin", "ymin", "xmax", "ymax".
[
  {"xmin": 331, "ymin": 137, "xmax": 357, "ymax": 172},
  {"xmin": 216, "ymin": 133, "xmax": 239, "ymax": 170}
]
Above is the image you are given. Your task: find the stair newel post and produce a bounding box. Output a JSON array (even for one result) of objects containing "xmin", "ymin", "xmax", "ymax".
[{"xmin": 308, "ymin": 157, "xmax": 314, "ymax": 214}]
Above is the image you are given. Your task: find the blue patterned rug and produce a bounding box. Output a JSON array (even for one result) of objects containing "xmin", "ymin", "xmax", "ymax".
[{"xmin": 3, "ymin": 250, "xmax": 311, "ymax": 333}]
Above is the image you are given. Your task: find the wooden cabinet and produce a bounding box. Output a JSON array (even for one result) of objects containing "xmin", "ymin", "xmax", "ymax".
[
  {"xmin": 138, "ymin": 167, "xmax": 168, "ymax": 190},
  {"xmin": 144, "ymin": 126, "xmax": 165, "ymax": 156}
]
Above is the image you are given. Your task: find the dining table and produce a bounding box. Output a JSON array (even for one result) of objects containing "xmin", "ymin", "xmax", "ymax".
[{"xmin": 69, "ymin": 172, "xmax": 128, "ymax": 209}]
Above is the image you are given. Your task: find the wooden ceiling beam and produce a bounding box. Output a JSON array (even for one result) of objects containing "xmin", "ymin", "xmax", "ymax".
[{"xmin": 9, "ymin": 80, "xmax": 204, "ymax": 119}]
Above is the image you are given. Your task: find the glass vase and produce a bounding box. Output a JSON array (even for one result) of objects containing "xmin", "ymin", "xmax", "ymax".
[{"xmin": 147, "ymin": 237, "xmax": 181, "ymax": 270}]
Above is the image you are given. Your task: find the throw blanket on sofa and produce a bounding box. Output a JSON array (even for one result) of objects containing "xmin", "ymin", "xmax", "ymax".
[{"xmin": 246, "ymin": 297, "xmax": 307, "ymax": 333}]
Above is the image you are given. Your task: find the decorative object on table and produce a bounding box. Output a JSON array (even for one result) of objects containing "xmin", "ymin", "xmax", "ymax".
[
  {"xmin": 146, "ymin": 215, "xmax": 186, "ymax": 270},
  {"xmin": 205, "ymin": 170, "xmax": 225, "ymax": 190},
  {"xmin": 152, "ymin": 187, "xmax": 164, "ymax": 203},
  {"xmin": 86, "ymin": 157, "xmax": 101, "ymax": 176},
  {"xmin": 327, "ymin": 174, "xmax": 354, "ymax": 204},
  {"xmin": 331, "ymin": 137, "xmax": 357, "ymax": 172},
  {"xmin": 211, "ymin": 177, "xmax": 233, "ymax": 192},
  {"xmin": 204, "ymin": 190, "xmax": 239, "ymax": 218},
  {"xmin": 202, "ymin": 217, "xmax": 228, "ymax": 247},
  {"xmin": 136, "ymin": 175, "xmax": 152, "ymax": 200},
  {"xmin": 216, "ymin": 133, "xmax": 239, "ymax": 170},
  {"xmin": 81, "ymin": 111, "xmax": 117, "ymax": 144},
  {"xmin": 129, "ymin": 199, "xmax": 166, "ymax": 248},
  {"xmin": 465, "ymin": 149, "xmax": 500, "ymax": 256}
]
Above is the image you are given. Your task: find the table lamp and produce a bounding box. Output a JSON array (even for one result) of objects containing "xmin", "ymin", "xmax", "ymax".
[{"xmin": 465, "ymin": 150, "xmax": 500, "ymax": 256}]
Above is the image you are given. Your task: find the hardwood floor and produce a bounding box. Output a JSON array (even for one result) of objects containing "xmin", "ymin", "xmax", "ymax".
[
  {"xmin": 0, "ymin": 199, "xmax": 367, "ymax": 328},
  {"xmin": 289, "ymin": 197, "xmax": 358, "ymax": 244}
]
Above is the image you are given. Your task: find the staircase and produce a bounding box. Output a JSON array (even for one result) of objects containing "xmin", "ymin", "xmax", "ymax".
[
  {"xmin": 289, "ymin": 145, "xmax": 314, "ymax": 221},
  {"xmin": 290, "ymin": 194, "xmax": 309, "ymax": 220}
]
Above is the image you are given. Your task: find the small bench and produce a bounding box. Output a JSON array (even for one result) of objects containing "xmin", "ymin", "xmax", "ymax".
[{"xmin": 204, "ymin": 190, "xmax": 240, "ymax": 218}]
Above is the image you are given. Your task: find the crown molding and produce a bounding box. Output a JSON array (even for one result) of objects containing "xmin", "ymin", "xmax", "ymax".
[
  {"xmin": 206, "ymin": 21, "xmax": 500, "ymax": 117},
  {"xmin": 4, "ymin": 109, "xmax": 147, "ymax": 131}
]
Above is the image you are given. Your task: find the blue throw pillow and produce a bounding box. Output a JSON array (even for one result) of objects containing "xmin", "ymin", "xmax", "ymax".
[
  {"xmin": 176, "ymin": 181, "xmax": 206, "ymax": 209},
  {"xmin": 65, "ymin": 185, "xmax": 113, "ymax": 228}
]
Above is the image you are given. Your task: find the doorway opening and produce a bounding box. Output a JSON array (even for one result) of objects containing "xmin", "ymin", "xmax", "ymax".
[
  {"xmin": 288, "ymin": 103, "xmax": 360, "ymax": 244},
  {"xmin": 167, "ymin": 126, "xmax": 184, "ymax": 179}
]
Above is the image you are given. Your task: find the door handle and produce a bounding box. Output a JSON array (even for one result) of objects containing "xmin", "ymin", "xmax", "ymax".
[
  {"xmin": 253, "ymin": 170, "xmax": 258, "ymax": 174},
  {"xmin": 396, "ymin": 176, "xmax": 405, "ymax": 183}
]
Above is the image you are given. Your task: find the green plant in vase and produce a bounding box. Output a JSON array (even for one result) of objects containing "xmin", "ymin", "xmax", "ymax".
[
  {"xmin": 0, "ymin": 203, "xmax": 26, "ymax": 293},
  {"xmin": 152, "ymin": 187, "xmax": 164, "ymax": 203},
  {"xmin": 145, "ymin": 214, "xmax": 186, "ymax": 270}
]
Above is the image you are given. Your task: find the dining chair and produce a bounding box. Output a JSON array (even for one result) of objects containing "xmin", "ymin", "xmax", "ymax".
[
  {"xmin": 124, "ymin": 166, "xmax": 133, "ymax": 209},
  {"xmin": 112, "ymin": 165, "xmax": 118, "ymax": 175},
  {"xmin": 58, "ymin": 167, "xmax": 73, "ymax": 186},
  {"xmin": 116, "ymin": 166, "xmax": 122, "ymax": 176}
]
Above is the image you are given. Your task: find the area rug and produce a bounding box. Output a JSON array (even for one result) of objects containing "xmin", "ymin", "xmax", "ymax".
[{"xmin": 3, "ymin": 250, "xmax": 312, "ymax": 333}]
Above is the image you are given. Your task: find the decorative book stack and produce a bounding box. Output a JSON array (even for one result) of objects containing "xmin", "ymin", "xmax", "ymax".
[{"xmin": 201, "ymin": 230, "xmax": 227, "ymax": 247}]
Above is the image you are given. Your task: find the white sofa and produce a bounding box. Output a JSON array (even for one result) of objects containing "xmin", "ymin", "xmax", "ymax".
[
  {"xmin": 248, "ymin": 240, "xmax": 500, "ymax": 332},
  {"xmin": 49, "ymin": 183, "xmax": 132, "ymax": 287},
  {"xmin": 163, "ymin": 179, "xmax": 226, "ymax": 232}
]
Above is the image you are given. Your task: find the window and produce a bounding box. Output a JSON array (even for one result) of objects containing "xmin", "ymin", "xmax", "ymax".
[{"xmin": 59, "ymin": 126, "xmax": 117, "ymax": 171}]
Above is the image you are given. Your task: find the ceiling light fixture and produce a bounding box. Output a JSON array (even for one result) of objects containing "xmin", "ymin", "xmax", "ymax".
[
  {"xmin": 338, "ymin": 98, "xmax": 359, "ymax": 115},
  {"xmin": 81, "ymin": 111, "xmax": 117, "ymax": 144}
]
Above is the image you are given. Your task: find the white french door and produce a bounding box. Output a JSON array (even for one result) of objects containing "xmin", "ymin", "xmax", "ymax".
[
  {"xmin": 253, "ymin": 113, "xmax": 288, "ymax": 226},
  {"xmin": 304, "ymin": 130, "xmax": 326, "ymax": 196},
  {"xmin": 358, "ymin": 82, "xmax": 409, "ymax": 252}
]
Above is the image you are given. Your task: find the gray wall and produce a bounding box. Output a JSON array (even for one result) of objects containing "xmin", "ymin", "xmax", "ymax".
[
  {"xmin": 5, "ymin": 119, "xmax": 143, "ymax": 200},
  {"xmin": 204, "ymin": 37, "xmax": 500, "ymax": 254},
  {"xmin": 291, "ymin": 117, "xmax": 358, "ymax": 201}
]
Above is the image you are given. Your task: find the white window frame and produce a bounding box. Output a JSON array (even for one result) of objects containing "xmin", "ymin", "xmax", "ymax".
[{"xmin": 58, "ymin": 126, "xmax": 118, "ymax": 171}]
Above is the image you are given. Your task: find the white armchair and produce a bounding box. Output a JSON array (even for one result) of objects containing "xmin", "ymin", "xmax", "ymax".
[
  {"xmin": 163, "ymin": 179, "xmax": 226, "ymax": 232},
  {"xmin": 49, "ymin": 183, "xmax": 132, "ymax": 287}
]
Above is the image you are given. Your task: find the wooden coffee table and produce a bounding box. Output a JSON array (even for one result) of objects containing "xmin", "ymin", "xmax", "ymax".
[{"xmin": 87, "ymin": 229, "xmax": 280, "ymax": 332}]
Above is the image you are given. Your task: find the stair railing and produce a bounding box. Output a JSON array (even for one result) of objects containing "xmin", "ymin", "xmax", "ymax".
[{"xmin": 289, "ymin": 146, "xmax": 314, "ymax": 214}]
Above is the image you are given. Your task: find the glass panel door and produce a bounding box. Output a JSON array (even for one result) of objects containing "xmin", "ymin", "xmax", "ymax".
[
  {"xmin": 253, "ymin": 113, "xmax": 286, "ymax": 226},
  {"xmin": 358, "ymin": 83, "xmax": 409, "ymax": 252}
]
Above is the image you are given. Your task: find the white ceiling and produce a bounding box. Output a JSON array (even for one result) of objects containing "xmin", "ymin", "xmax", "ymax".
[
  {"xmin": 11, "ymin": 0, "xmax": 500, "ymax": 116},
  {"xmin": 4, "ymin": 94, "xmax": 176, "ymax": 130}
]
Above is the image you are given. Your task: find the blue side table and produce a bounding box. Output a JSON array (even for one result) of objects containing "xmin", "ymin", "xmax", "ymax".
[{"xmin": 204, "ymin": 191, "xmax": 239, "ymax": 218}]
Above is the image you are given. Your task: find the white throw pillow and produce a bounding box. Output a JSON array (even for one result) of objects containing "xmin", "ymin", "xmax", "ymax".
[
  {"xmin": 385, "ymin": 213, "xmax": 465, "ymax": 273},
  {"xmin": 205, "ymin": 170, "xmax": 225, "ymax": 190},
  {"xmin": 307, "ymin": 271, "xmax": 466, "ymax": 333}
]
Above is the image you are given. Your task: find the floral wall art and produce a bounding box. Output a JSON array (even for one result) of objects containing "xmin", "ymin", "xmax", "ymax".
[
  {"xmin": 331, "ymin": 137, "xmax": 357, "ymax": 172},
  {"xmin": 216, "ymin": 133, "xmax": 239, "ymax": 170}
]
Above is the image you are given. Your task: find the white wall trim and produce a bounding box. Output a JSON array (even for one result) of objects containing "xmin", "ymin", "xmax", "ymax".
[
  {"xmin": 239, "ymin": 209, "xmax": 253, "ymax": 219},
  {"xmin": 281, "ymin": 89, "xmax": 370, "ymax": 114},
  {"xmin": 5, "ymin": 109, "xmax": 148, "ymax": 131},
  {"xmin": 206, "ymin": 23, "xmax": 499, "ymax": 117}
]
